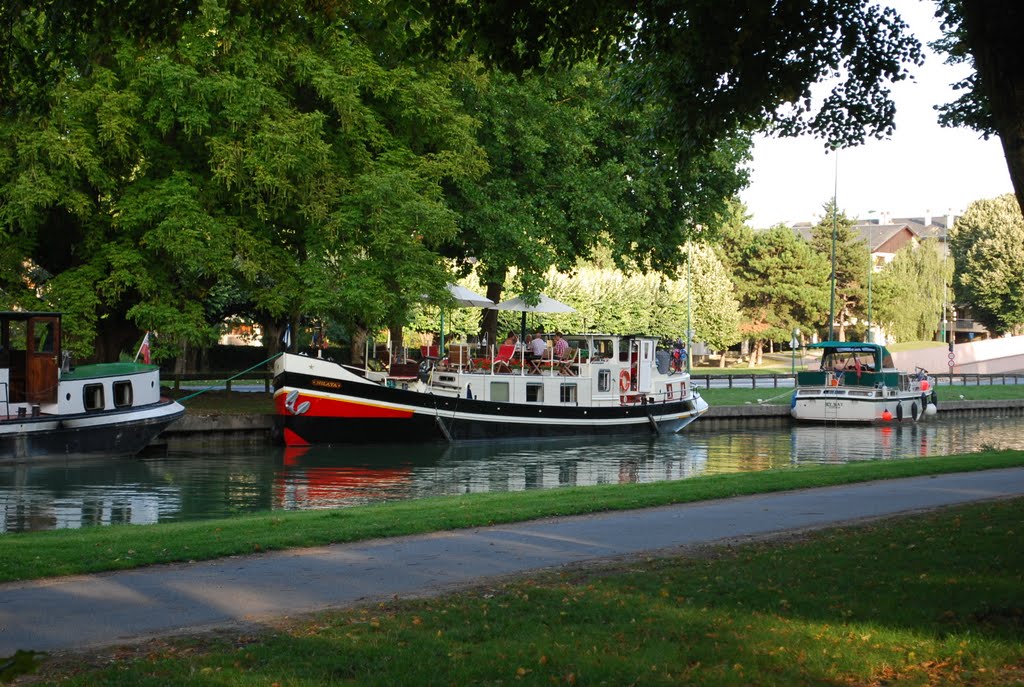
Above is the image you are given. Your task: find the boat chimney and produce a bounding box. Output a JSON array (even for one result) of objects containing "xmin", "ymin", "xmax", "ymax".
[{"xmin": 924, "ymin": 209, "xmax": 932, "ymax": 226}]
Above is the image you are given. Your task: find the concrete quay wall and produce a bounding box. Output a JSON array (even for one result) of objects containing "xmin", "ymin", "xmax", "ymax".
[{"xmin": 161, "ymin": 399, "xmax": 1024, "ymax": 438}]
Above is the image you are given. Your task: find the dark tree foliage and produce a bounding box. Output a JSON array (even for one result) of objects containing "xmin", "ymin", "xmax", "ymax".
[
  {"xmin": 409, "ymin": 0, "xmax": 923, "ymax": 151},
  {"xmin": 933, "ymin": 0, "xmax": 1024, "ymax": 218}
]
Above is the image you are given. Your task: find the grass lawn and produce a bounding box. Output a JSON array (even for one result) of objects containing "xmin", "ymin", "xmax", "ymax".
[
  {"xmin": 19, "ymin": 496, "xmax": 1024, "ymax": 686},
  {"xmin": 166, "ymin": 388, "xmax": 274, "ymax": 415}
]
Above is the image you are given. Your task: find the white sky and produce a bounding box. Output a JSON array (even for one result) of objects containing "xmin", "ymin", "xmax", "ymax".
[{"xmin": 739, "ymin": 0, "xmax": 1014, "ymax": 229}]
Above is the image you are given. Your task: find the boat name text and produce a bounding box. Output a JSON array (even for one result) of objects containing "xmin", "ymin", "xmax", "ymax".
[{"xmin": 311, "ymin": 379, "xmax": 343, "ymax": 390}]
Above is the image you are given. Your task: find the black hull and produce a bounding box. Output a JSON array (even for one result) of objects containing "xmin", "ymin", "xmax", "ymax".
[
  {"xmin": 274, "ymin": 368, "xmax": 705, "ymax": 445},
  {"xmin": 0, "ymin": 402, "xmax": 185, "ymax": 463}
]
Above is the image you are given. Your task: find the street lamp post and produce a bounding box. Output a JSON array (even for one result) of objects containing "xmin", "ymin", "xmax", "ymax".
[{"xmin": 790, "ymin": 328, "xmax": 801, "ymax": 375}]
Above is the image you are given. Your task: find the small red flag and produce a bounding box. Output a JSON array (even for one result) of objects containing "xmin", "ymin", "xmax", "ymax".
[{"xmin": 136, "ymin": 332, "xmax": 151, "ymax": 364}]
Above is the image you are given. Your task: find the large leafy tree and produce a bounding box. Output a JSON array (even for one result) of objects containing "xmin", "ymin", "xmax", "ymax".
[
  {"xmin": 934, "ymin": 1, "xmax": 1024, "ymax": 218},
  {"xmin": 872, "ymin": 239, "xmax": 951, "ymax": 342},
  {"xmin": 410, "ymin": 1, "xmax": 922, "ymax": 151},
  {"xmin": 810, "ymin": 201, "xmax": 867, "ymax": 341},
  {"xmin": 443, "ymin": 60, "xmax": 749, "ymax": 343},
  {"xmin": 0, "ymin": 0, "xmax": 485, "ymax": 362},
  {"xmin": 948, "ymin": 194, "xmax": 1024, "ymax": 335},
  {"xmin": 718, "ymin": 221, "xmax": 830, "ymax": 365}
]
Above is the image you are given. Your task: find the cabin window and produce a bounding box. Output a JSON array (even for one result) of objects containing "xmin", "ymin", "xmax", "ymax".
[
  {"xmin": 83, "ymin": 384, "xmax": 105, "ymax": 411},
  {"xmin": 597, "ymin": 369, "xmax": 611, "ymax": 393},
  {"xmin": 33, "ymin": 320, "xmax": 55, "ymax": 353},
  {"xmin": 592, "ymin": 339, "xmax": 613, "ymax": 361},
  {"xmin": 113, "ymin": 381, "xmax": 133, "ymax": 408},
  {"xmin": 526, "ymin": 383, "xmax": 544, "ymax": 403},
  {"xmin": 559, "ymin": 383, "xmax": 577, "ymax": 403},
  {"xmin": 490, "ymin": 381, "xmax": 510, "ymax": 402},
  {"xmin": 7, "ymin": 321, "xmax": 26, "ymax": 350}
]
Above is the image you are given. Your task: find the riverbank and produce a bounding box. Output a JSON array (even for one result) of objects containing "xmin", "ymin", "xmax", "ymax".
[{"xmin": 5, "ymin": 469, "xmax": 1024, "ymax": 685}]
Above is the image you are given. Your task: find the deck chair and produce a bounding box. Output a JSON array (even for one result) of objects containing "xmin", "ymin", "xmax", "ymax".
[
  {"xmin": 557, "ymin": 347, "xmax": 578, "ymax": 376},
  {"xmin": 492, "ymin": 344, "xmax": 516, "ymax": 374}
]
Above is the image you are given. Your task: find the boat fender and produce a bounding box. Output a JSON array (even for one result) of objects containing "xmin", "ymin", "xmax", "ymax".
[
  {"xmin": 882, "ymin": 408, "xmax": 892, "ymax": 422},
  {"xmin": 619, "ymin": 369, "xmax": 631, "ymax": 393},
  {"xmin": 896, "ymin": 401, "xmax": 903, "ymax": 421},
  {"xmin": 465, "ymin": 384, "xmax": 473, "ymax": 400},
  {"xmin": 931, "ymin": 389, "xmax": 938, "ymax": 407},
  {"xmin": 911, "ymin": 401, "xmax": 918, "ymax": 421}
]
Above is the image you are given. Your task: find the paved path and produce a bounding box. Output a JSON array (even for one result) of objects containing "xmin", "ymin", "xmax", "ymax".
[{"xmin": 3, "ymin": 468, "xmax": 1024, "ymax": 656}]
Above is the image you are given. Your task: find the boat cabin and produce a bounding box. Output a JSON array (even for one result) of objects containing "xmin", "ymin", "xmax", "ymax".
[
  {"xmin": 405, "ymin": 332, "xmax": 675, "ymax": 407},
  {"xmin": 797, "ymin": 341, "xmax": 902, "ymax": 388},
  {"xmin": 0, "ymin": 311, "xmax": 62, "ymax": 407}
]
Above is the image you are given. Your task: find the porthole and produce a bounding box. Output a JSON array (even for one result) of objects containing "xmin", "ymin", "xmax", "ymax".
[
  {"xmin": 113, "ymin": 381, "xmax": 133, "ymax": 408},
  {"xmin": 83, "ymin": 384, "xmax": 104, "ymax": 411}
]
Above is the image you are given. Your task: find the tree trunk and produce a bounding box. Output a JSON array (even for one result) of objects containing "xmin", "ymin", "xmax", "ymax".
[
  {"xmin": 962, "ymin": 0, "xmax": 1024, "ymax": 219},
  {"xmin": 748, "ymin": 339, "xmax": 763, "ymax": 368},
  {"xmin": 350, "ymin": 326, "xmax": 368, "ymax": 366},
  {"xmin": 389, "ymin": 325, "xmax": 404, "ymax": 363},
  {"xmin": 481, "ymin": 281, "xmax": 504, "ymax": 350}
]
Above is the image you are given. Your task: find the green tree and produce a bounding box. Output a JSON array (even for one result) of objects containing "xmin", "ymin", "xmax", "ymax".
[
  {"xmin": 722, "ymin": 224, "xmax": 831, "ymax": 366},
  {"xmin": 0, "ymin": 0, "xmax": 486, "ymax": 364},
  {"xmin": 948, "ymin": 194, "xmax": 1024, "ymax": 335},
  {"xmin": 872, "ymin": 239, "xmax": 952, "ymax": 342},
  {"xmin": 810, "ymin": 201, "xmax": 867, "ymax": 341},
  {"xmin": 933, "ymin": 1, "xmax": 1024, "ymax": 218},
  {"xmin": 412, "ymin": 0, "xmax": 922, "ymax": 151},
  {"xmin": 443, "ymin": 60, "xmax": 748, "ymax": 343}
]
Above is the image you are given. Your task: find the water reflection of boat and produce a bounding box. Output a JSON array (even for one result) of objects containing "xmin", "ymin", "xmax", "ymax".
[
  {"xmin": 274, "ymin": 435, "xmax": 711, "ymax": 508},
  {"xmin": 789, "ymin": 421, "xmax": 937, "ymax": 464}
]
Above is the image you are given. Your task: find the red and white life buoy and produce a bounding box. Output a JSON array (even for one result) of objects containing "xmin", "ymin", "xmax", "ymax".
[
  {"xmin": 619, "ymin": 369, "xmax": 631, "ymax": 392},
  {"xmin": 666, "ymin": 383, "xmax": 674, "ymax": 400}
]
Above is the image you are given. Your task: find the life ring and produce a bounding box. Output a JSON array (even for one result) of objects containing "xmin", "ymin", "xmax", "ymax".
[
  {"xmin": 619, "ymin": 369, "xmax": 631, "ymax": 392},
  {"xmin": 666, "ymin": 383, "xmax": 674, "ymax": 400}
]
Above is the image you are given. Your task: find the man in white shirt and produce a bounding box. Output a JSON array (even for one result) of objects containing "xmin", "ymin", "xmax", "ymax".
[{"xmin": 528, "ymin": 332, "xmax": 547, "ymax": 358}]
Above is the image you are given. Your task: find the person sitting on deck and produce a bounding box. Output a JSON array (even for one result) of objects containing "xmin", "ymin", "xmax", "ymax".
[
  {"xmin": 527, "ymin": 332, "xmax": 547, "ymax": 358},
  {"xmin": 553, "ymin": 331, "xmax": 569, "ymax": 359},
  {"xmin": 526, "ymin": 332, "xmax": 548, "ymax": 374}
]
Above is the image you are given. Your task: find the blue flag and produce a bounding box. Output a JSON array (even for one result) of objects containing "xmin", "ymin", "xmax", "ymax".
[{"xmin": 281, "ymin": 324, "xmax": 292, "ymax": 349}]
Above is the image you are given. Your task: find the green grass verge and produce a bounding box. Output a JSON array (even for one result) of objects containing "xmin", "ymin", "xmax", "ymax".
[
  {"xmin": 166, "ymin": 388, "xmax": 274, "ymax": 415},
  {"xmin": 2, "ymin": 450, "xmax": 1023, "ymax": 584},
  {"xmin": 24, "ymin": 497, "xmax": 1024, "ymax": 686}
]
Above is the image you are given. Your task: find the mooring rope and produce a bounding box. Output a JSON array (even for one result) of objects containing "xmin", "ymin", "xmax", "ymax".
[{"xmin": 176, "ymin": 352, "xmax": 283, "ymax": 404}]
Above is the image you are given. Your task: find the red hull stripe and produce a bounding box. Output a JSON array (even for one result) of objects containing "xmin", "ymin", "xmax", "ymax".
[
  {"xmin": 276, "ymin": 389, "xmax": 414, "ymax": 419},
  {"xmin": 283, "ymin": 427, "xmax": 310, "ymax": 447}
]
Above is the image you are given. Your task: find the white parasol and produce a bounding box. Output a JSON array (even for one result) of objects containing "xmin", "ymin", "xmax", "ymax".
[
  {"xmin": 446, "ymin": 283, "xmax": 494, "ymax": 308},
  {"xmin": 488, "ymin": 294, "xmax": 575, "ymax": 314},
  {"xmin": 489, "ymin": 294, "xmax": 576, "ymax": 342}
]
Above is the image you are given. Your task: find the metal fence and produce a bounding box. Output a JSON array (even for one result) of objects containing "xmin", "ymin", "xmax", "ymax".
[
  {"xmin": 161, "ymin": 370, "xmax": 1024, "ymax": 393},
  {"xmin": 688, "ymin": 372, "xmax": 1024, "ymax": 390}
]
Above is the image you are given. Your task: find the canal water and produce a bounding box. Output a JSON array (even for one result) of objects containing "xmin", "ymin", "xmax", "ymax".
[{"xmin": 3, "ymin": 414, "xmax": 1023, "ymax": 533}]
